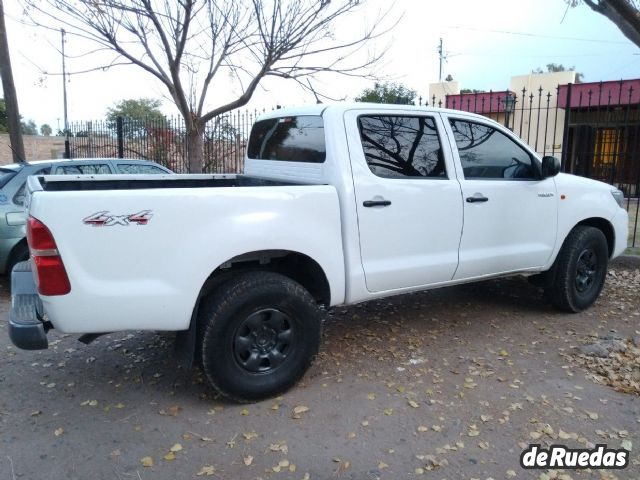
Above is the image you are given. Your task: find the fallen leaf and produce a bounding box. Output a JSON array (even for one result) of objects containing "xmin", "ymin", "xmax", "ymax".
[
  {"xmin": 621, "ymin": 440, "xmax": 632, "ymax": 451},
  {"xmin": 507, "ymin": 469, "xmax": 517, "ymax": 477},
  {"xmin": 378, "ymin": 461, "xmax": 389, "ymax": 469},
  {"xmin": 417, "ymin": 425, "xmax": 428, "ymax": 432},
  {"xmin": 168, "ymin": 405, "xmax": 181, "ymax": 416},
  {"xmin": 196, "ymin": 465, "xmax": 215, "ymax": 476},
  {"xmin": 240, "ymin": 408, "xmax": 249, "ymax": 416},
  {"xmin": 164, "ymin": 452, "xmax": 176, "ymax": 461},
  {"xmin": 408, "ymin": 400, "xmax": 420, "ymax": 408},
  {"xmin": 384, "ymin": 408, "xmax": 394, "ymax": 416},
  {"xmin": 292, "ymin": 405, "xmax": 309, "ymax": 418},
  {"xmin": 242, "ymin": 432, "xmax": 258, "ymax": 441},
  {"xmin": 367, "ymin": 393, "xmax": 376, "ymax": 400},
  {"xmin": 54, "ymin": 427, "xmax": 64, "ymax": 437},
  {"xmin": 140, "ymin": 456, "xmax": 154, "ymax": 467},
  {"xmin": 243, "ymin": 455, "xmax": 253, "ymax": 466},
  {"xmin": 170, "ymin": 443, "xmax": 183, "ymax": 452}
]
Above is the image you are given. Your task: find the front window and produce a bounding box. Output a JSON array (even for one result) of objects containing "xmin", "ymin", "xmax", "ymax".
[
  {"xmin": 449, "ymin": 119, "xmax": 537, "ymax": 180},
  {"xmin": 247, "ymin": 115, "xmax": 325, "ymax": 163},
  {"xmin": 116, "ymin": 163, "xmax": 168, "ymax": 174}
]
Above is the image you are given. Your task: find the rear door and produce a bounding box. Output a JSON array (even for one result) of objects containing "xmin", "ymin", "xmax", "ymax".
[
  {"xmin": 443, "ymin": 115, "xmax": 557, "ymax": 279},
  {"xmin": 344, "ymin": 110, "xmax": 463, "ymax": 293}
]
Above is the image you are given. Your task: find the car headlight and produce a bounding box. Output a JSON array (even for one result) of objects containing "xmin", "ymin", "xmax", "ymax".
[{"xmin": 611, "ymin": 189, "xmax": 624, "ymax": 208}]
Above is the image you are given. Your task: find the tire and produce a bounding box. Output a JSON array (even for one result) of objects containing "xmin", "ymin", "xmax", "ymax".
[
  {"xmin": 545, "ymin": 226, "xmax": 609, "ymax": 313},
  {"xmin": 199, "ymin": 271, "xmax": 322, "ymax": 402}
]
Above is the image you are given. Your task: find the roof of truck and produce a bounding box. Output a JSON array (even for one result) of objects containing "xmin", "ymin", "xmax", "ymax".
[{"xmin": 255, "ymin": 103, "xmax": 490, "ymax": 122}]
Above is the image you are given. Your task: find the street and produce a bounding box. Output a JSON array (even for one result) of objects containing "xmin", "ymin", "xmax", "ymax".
[{"xmin": 1, "ymin": 259, "xmax": 639, "ymax": 480}]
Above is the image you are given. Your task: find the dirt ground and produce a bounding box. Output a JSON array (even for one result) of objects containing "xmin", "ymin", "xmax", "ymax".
[{"xmin": 1, "ymin": 259, "xmax": 639, "ymax": 480}]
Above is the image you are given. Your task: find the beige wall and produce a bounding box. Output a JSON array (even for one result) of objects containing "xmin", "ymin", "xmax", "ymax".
[
  {"xmin": 428, "ymin": 81, "xmax": 459, "ymax": 107},
  {"xmin": 509, "ymin": 71, "xmax": 575, "ymax": 158},
  {"xmin": 0, "ymin": 134, "xmax": 65, "ymax": 165}
]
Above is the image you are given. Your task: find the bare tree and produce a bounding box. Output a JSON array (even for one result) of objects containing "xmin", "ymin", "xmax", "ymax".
[
  {"xmin": 23, "ymin": 0, "xmax": 392, "ymax": 172},
  {"xmin": 0, "ymin": 0, "xmax": 25, "ymax": 162},
  {"xmin": 568, "ymin": 0, "xmax": 640, "ymax": 48}
]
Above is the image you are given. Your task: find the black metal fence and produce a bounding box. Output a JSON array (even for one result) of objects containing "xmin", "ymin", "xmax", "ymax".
[
  {"xmin": 67, "ymin": 109, "xmax": 272, "ymax": 174},
  {"xmin": 66, "ymin": 81, "xmax": 639, "ymax": 249}
]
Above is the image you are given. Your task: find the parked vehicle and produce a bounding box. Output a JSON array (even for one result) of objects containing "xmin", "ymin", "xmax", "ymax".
[
  {"xmin": 9, "ymin": 104, "xmax": 628, "ymax": 401},
  {"xmin": 0, "ymin": 158, "xmax": 173, "ymax": 274}
]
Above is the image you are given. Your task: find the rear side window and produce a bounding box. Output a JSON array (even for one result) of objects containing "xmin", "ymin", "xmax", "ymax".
[
  {"xmin": 117, "ymin": 163, "xmax": 168, "ymax": 174},
  {"xmin": 247, "ymin": 115, "xmax": 325, "ymax": 163},
  {"xmin": 55, "ymin": 164, "xmax": 111, "ymax": 175},
  {"xmin": 358, "ymin": 115, "xmax": 446, "ymax": 179},
  {"xmin": 0, "ymin": 168, "xmax": 19, "ymax": 189}
]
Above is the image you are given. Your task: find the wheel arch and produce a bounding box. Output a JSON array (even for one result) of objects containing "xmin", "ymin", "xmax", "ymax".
[
  {"xmin": 175, "ymin": 250, "xmax": 331, "ymax": 369},
  {"xmin": 575, "ymin": 217, "xmax": 615, "ymax": 257}
]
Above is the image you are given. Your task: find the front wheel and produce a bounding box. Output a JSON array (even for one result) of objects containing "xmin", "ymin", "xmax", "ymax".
[
  {"xmin": 545, "ymin": 226, "xmax": 609, "ymax": 313},
  {"xmin": 199, "ymin": 271, "xmax": 322, "ymax": 402}
]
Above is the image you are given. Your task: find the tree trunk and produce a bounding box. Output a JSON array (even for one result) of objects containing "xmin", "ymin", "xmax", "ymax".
[
  {"xmin": 186, "ymin": 126, "xmax": 204, "ymax": 173},
  {"xmin": 0, "ymin": 0, "xmax": 25, "ymax": 162},
  {"xmin": 583, "ymin": 0, "xmax": 640, "ymax": 49}
]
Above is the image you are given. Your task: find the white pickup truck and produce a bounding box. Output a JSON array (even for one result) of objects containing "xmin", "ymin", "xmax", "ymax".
[{"xmin": 10, "ymin": 104, "xmax": 628, "ymax": 401}]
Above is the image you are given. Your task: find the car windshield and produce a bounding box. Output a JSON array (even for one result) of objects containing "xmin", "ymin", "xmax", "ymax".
[{"xmin": 0, "ymin": 166, "xmax": 21, "ymax": 189}]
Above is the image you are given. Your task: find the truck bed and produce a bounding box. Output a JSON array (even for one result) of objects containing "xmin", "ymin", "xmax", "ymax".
[{"xmin": 38, "ymin": 174, "xmax": 302, "ymax": 192}]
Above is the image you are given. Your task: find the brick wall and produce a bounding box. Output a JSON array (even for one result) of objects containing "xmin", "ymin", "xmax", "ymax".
[{"xmin": 0, "ymin": 134, "xmax": 66, "ymax": 166}]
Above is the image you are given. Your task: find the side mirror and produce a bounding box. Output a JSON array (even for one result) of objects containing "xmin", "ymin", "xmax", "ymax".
[{"xmin": 541, "ymin": 156, "xmax": 560, "ymax": 178}]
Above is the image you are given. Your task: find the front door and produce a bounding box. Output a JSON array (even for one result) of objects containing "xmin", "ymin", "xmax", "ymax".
[
  {"xmin": 444, "ymin": 116, "xmax": 558, "ymax": 280},
  {"xmin": 345, "ymin": 110, "xmax": 463, "ymax": 293}
]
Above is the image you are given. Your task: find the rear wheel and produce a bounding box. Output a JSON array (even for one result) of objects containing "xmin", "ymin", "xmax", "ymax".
[
  {"xmin": 199, "ymin": 271, "xmax": 322, "ymax": 402},
  {"xmin": 545, "ymin": 226, "xmax": 608, "ymax": 312}
]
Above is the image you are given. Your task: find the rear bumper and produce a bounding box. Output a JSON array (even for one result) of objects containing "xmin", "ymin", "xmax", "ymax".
[{"xmin": 8, "ymin": 261, "xmax": 48, "ymax": 350}]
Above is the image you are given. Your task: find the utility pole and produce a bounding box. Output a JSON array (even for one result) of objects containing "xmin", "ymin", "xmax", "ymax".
[
  {"xmin": 437, "ymin": 38, "xmax": 444, "ymax": 82},
  {"xmin": 61, "ymin": 28, "xmax": 70, "ymax": 158},
  {"xmin": 0, "ymin": 0, "xmax": 25, "ymax": 162}
]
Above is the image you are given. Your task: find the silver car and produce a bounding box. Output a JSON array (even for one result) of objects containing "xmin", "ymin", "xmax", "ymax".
[{"xmin": 0, "ymin": 158, "xmax": 173, "ymax": 274}]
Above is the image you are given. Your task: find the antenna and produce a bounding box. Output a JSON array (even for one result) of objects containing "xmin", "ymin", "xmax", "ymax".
[
  {"xmin": 437, "ymin": 38, "xmax": 448, "ymax": 82},
  {"xmin": 6, "ymin": 143, "xmax": 26, "ymax": 163}
]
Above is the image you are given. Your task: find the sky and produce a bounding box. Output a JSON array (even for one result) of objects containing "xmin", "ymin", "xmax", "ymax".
[{"xmin": 3, "ymin": 0, "xmax": 640, "ymax": 130}]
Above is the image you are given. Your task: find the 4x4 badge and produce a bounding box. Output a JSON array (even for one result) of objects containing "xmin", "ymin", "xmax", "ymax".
[{"xmin": 83, "ymin": 210, "xmax": 153, "ymax": 227}]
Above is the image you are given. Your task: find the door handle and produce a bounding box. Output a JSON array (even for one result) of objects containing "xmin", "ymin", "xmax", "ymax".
[
  {"xmin": 466, "ymin": 195, "xmax": 489, "ymax": 203},
  {"xmin": 363, "ymin": 199, "xmax": 392, "ymax": 207}
]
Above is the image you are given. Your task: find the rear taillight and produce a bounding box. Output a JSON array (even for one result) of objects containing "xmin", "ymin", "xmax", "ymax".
[{"xmin": 27, "ymin": 216, "xmax": 71, "ymax": 296}]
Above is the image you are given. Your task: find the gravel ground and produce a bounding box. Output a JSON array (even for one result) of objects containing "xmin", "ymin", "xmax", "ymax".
[{"xmin": 0, "ymin": 261, "xmax": 639, "ymax": 480}]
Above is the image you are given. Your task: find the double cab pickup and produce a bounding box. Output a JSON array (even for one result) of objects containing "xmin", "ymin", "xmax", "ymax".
[{"xmin": 10, "ymin": 104, "xmax": 628, "ymax": 401}]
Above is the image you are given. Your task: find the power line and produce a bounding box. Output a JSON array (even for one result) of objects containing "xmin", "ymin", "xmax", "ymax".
[{"xmin": 446, "ymin": 26, "xmax": 632, "ymax": 45}]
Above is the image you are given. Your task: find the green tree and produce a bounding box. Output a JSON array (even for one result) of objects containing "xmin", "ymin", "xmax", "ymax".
[
  {"xmin": 533, "ymin": 63, "xmax": 584, "ymax": 82},
  {"xmin": 21, "ymin": 119, "xmax": 37, "ymax": 135},
  {"xmin": 355, "ymin": 82, "xmax": 417, "ymax": 105},
  {"xmin": 0, "ymin": 98, "xmax": 7, "ymax": 133},
  {"xmin": 106, "ymin": 98, "xmax": 165, "ymax": 139},
  {"xmin": 40, "ymin": 123, "xmax": 52, "ymax": 136}
]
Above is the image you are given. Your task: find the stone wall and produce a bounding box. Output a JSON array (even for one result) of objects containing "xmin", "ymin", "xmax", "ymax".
[{"xmin": 0, "ymin": 134, "xmax": 66, "ymax": 166}]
